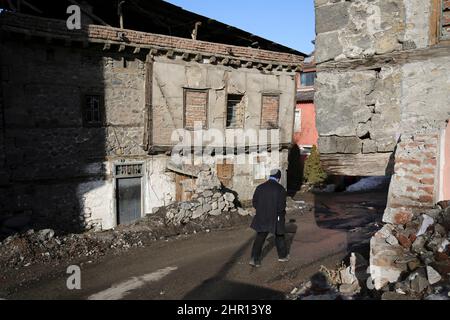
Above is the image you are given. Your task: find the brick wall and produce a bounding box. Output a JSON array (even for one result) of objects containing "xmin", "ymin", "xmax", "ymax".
[
  {"xmin": 184, "ymin": 89, "xmax": 208, "ymax": 130},
  {"xmin": 261, "ymin": 95, "xmax": 280, "ymax": 129},
  {"xmin": 383, "ymin": 134, "xmax": 439, "ymax": 225},
  {"xmin": 0, "ymin": 12, "xmax": 304, "ymax": 66}
]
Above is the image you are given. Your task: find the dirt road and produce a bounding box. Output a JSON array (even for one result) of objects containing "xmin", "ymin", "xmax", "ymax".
[{"xmin": 1, "ymin": 191, "xmax": 387, "ymax": 300}]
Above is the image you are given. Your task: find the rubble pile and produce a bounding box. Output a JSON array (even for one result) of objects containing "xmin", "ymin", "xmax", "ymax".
[
  {"xmin": 0, "ymin": 228, "xmax": 148, "ymax": 270},
  {"xmin": 164, "ymin": 168, "xmax": 252, "ymax": 225},
  {"xmin": 370, "ymin": 203, "xmax": 450, "ymax": 300},
  {"xmin": 165, "ymin": 191, "xmax": 251, "ymax": 225},
  {"xmin": 289, "ymin": 252, "xmax": 372, "ymax": 300}
]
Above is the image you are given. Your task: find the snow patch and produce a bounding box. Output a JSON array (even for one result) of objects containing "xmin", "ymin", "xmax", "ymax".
[{"xmin": 346, "ymin": 176, "xmax": 389, "ymax": 192}]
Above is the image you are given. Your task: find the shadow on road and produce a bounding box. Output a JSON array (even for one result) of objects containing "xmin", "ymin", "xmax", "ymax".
[{"xmin": 182, "ymin": 236, "xmax": 286, "ymax": 300}]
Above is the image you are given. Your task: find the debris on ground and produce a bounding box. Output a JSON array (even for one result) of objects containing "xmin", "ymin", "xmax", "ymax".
[
  {"xmin": 369, "ymin": 204, "xmax": 450, "ymax": 300},
  {"xmin": 0, "ymin": 207, "xmax": 252, "ymax": 274}
]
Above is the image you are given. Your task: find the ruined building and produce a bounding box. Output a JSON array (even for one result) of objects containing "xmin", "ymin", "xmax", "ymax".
[
  {"xmin": 0, "ymin": 1, "xmax": 304, "ymax": 233},
  {"xmin": 314, "ymin": 0, "xmax": 450, "ymax": 289}
]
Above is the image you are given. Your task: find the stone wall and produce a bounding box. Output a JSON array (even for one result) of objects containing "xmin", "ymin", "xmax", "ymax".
[{"xmin": 314, "ymin": 0, "xmax": 450, "ymax": 176}]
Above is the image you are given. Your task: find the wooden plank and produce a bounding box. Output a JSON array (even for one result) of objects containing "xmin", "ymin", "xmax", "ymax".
[
  {"xmin": 143, "ymin": 54, "xmax": 153, "ymax": 152},
  {"xmin": 320, "ymin": 153, "xmax": 394, "ymax": 176}
]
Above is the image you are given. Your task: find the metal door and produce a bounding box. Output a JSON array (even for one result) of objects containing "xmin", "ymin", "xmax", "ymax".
[{"xmin": 116, "ymin": 177, "xmax": 142, "ymax": 225}]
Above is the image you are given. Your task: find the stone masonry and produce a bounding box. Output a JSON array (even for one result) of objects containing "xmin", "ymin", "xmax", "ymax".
[
  {"xmin": 314, "ymin": 0, "xmax": 450, "ymax": 176},
  {"xmin": 314, "ymin": 0, "xmax": 450, "ymax": 293}
]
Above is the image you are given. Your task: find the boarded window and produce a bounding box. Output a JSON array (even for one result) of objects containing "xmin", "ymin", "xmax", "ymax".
[
  {"xmin": 261, "ymin": 94, "xmax": 280, "ymax": 129},
  {"xmin": 226, "ymin": 94, "xmax": 245, "ymax": 128},
  {"xmin": 184, "ymin": 89, "xmax": 208, "ymax": 130},
  {"xmin": 442, "ymin": 0, "xmax": 450, "ymax": 39},
  {"xmin": 217, "ymin": 161, "xmax": 234, "ymax": 187},
  {"xmin": 83, "ymin": 95, "xmax": 103, "ymax": 126}
]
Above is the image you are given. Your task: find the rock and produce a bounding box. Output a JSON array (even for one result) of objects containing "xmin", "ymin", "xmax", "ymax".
[
  {"xmin": 416, "ymin": 214, "xmax": 434, "ymax": 237},
  {"xmin": 409, "ymin": 268, "xmax": 429, "ymax": 293},
  {"xmin": 218, "ymin": 201, "xmax": 226, "ymax": 211},
  {"xmin": 209, "ymin": 209, "xmax": 222, "ymax": 216},
  {"xmin": 412, "ymin": 236, "xmax": 427, "ymax": 254},
  {"xmin": 386, "ymin": 234, "xmax": 399, "ymax": 246},
  {"xmin": 407, "ymin": 259, "xmax": 421, "ymax": 272},
  {"xmin": 179, "ymin": 202, "xmax": 192, "ymax": 210},
  {"xmin": 426, "ymin": 209, "xmax": 442, "ymax": 220},
  {"xmin": 339, "ymin": 282, "xmax": 360, "ymax": 295},
  {"xmin": 211, "ymin": 202, "xmax": 218, "ymax": 210},
  {"xmin": 426, "ymin": 235, "xmax": 444, "ymax": 252},
  {"xmin": 340, "ymin": 267, "xmax": 357, "ymax": 285},
  {"xmin": 434, "ymin": 224, "xmax": 447, "ymax": 237},
  {"xmin": 192, "ymin": 207, "xmax": 205, "ymax": 220},
  {"xmin": 37, "ymin": 229, "xmax": 55, "ymax": 242},
  {"xmin": 203, "ymin": 190, "xmax": 213, "ymax": 198},
  {"xmin": 438, "ymin": 240, "xmax": 450, "ymax": 253},
  {"xmin": 420, "ymin": 251, "xmax": 435, "ymax": 265},
  {"xmin": 237, "ymin": 208, "xmax": 249, "ymax": 217},
  {"xmin": 213, "ymin": 192, "xmax": 221, "ymax": 199},
  {"xmin": 202, "ymin": 204, "xmax": 212, "ymax": 214},
  {"xmin": 396, "ymin": 233, "xmax": 412, "ymax": 249},
  {"xmin": 426, "ymin": 266, "xmax": 442, "ymax": 285},
  {"xmin": 223, "ymin": 192, "xmax": 235, "ymax": 203}
]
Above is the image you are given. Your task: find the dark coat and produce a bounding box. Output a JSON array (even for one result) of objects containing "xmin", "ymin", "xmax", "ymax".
[{"xmin": 250, "ymin": 179, "xmax": 287, "ymax": 235}]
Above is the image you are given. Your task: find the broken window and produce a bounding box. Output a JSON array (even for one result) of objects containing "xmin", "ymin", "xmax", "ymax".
[
  {"xmin": 442, "ymin": 0, "xmax": 450, "ymax": 39},
  {"xmin": 184, "ymin": 89, "xmax": 208, "ymax": 130},
  {"xmin": 83, "ymin": 95, "xmax": 104, "ymax": 126},
  {"xmin": 226, "ymin": 94, "xmax": 245, "ymax": 128},
  {"xmin": 300, "ymin": 72, "xmax": 316, "ymax": 87},
  {"xmin": 261, "ymin": 94, "xmax": 280, "ymax": 129}
]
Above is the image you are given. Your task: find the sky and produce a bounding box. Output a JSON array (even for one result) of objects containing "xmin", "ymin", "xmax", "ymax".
[{"xmin": 164, "ymin": 0, "xmax": 315, "ymax": 55}]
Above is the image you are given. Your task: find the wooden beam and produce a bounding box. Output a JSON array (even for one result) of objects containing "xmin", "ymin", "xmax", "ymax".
[
  {"xmin": 133, "ymin": 47, "xmax": 141, "ymax": 54},
  {"xmin": 103, "ymin": 42, "xmax": 111, "ymax": 51},
  {"xmin": 320, "ymin": 153, "xmax": 394, "ymax": 176},
  {"xmin": 118, "ymin": 44, "xmax": 126, "ymax": 52},
  {"xmin": 194, "ymin": 53, "xmax": 203, "ymax": 62},
  {"xmin": 209, "ymin": 56, "xmax": 217, "ymax": 64},
  {"xmin": 143, "ymin": 54, "xmax": 154, "ymax": 152},
  {"xmin": 166, "ymin": 49, "xmax": 175, "ymax": 59}
]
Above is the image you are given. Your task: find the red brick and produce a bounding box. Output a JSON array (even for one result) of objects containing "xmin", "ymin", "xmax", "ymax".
[{"xmin": 419, "ymin": 195, "xmax": 434, "ymax": 203}]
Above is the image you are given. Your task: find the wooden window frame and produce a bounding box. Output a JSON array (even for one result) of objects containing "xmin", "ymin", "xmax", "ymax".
[
  {"xmin": 183, "ymin": 88, "xmax": 209, "ymax": 131},
  {"xmin": 82, "ymin": 93, "xmax": 105, "ymax": 127},
  {"xmin": 430, "ymin": 0, "xmax": 450, "ymax": 45},
  {"xmin": 260, "ymin": 93, "xmax": 281, "ymax": 130},
  {"xmin": 226, "ymin": 93, "xmax": 245, "ymax": 129}
]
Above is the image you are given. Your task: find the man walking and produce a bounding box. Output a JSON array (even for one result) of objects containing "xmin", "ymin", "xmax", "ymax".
[{"xmin": 249, "ymin": 169, "xmax": 289, "ymax": 267}]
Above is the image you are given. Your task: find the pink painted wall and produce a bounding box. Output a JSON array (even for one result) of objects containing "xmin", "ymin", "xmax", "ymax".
[
  {"xmin": 443, "ymin": 122, "xmax": 450, "ymax": 200},
  {"xmin": 293, "ymin": 102, "xmax": 318, "ymax": 146}
]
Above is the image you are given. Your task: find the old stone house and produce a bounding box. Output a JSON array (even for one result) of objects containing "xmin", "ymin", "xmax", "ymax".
[
  {"xmin": 0, "ymin": 2, "xmax": 304, "ymax": 233},
  {"xmin": 314, "ymin": 0, "xmax": 450, "ymax": 289}
]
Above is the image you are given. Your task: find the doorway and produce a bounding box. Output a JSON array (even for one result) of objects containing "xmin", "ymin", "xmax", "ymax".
[{"xmin": 115, "ymin": 163, "xmax": 143, "ymax": 225}]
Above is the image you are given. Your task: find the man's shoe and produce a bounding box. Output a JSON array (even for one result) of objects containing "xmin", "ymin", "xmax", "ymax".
[
  {"xmin": 249, "ymin": 259, "xmax": 261, "ymax": 268},
  {"xmin": 278, "ymin": 255, "xmax": 290, "ymax": 262}
]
